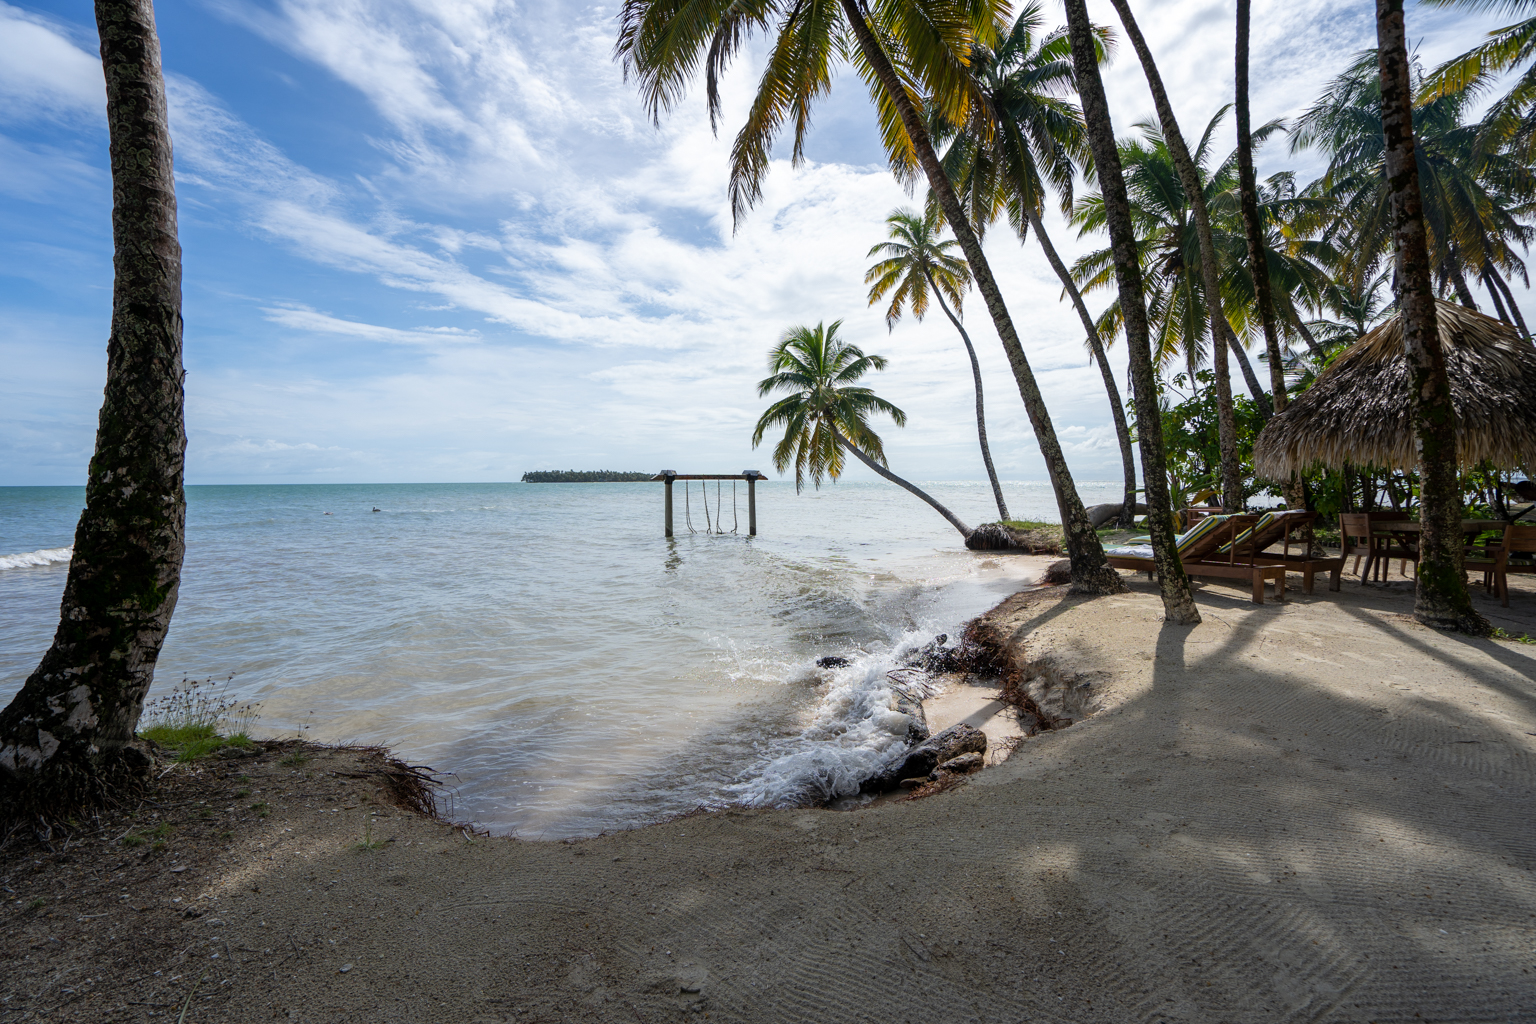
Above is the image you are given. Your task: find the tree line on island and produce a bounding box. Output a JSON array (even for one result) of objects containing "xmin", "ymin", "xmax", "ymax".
[
  {"xmin": 1, "ymin": 0, "xmax": 1526, "ymax": 816},
  {"xmin": 520, "ymin": 471, "xmax": 655, "ymax": 482}
]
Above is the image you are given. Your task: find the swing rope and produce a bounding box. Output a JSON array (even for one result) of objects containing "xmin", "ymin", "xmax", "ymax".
[
  {"xmin": 702, "ymin": 481, "xmax": 712, "ymax": 533},
  {"xmin": 684, "ymin": 481, "xmax": 696, "ymax": 534},
  {"xmin": 732, "ymin": 479, "xmax": 739, "ymax": 534}
]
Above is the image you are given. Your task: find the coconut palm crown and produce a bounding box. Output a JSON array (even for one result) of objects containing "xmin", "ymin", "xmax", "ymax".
[
  {"xmin": 865, "ymin": 208, "xmax": 971, "ymax": 328},
  {"xmin": 752, "ymin": 322, "xmax": 906, "ymax": 493}
]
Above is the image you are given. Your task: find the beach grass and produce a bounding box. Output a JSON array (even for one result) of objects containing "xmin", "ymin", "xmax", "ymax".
[
  {"xmin": 136, "ymin": 674, "xmax": 261, "ymax": 762},
  {"xmin": 139, "ymin": 722, "xmax": 254, "ymax": 762}
]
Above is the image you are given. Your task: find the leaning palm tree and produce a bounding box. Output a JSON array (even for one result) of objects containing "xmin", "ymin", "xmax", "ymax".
[
  {"xmin": 865, "ymin": 208, "xmax": 1008, "ymax": 521},
  {"xmin": 616, "ymin": 0, "xmax": 1123, "ymax": 593},
  {"xmin": 928, "ymin": 3, "xmax": 1139, "ymax": 529},
  {"xmin": 753, "ymin": 323, "xmax": 972, "ymax": 537},
  {"xmin": 1107, "ymin": 0, "xmax": 1247, "ymax": 515},
  {"xmin": 1062, "ymin": 0, "xmax": 1199, "ymax": 624},
  {"xmin": 1, "ymin": 0, "xmax": 187, "ymax": 816}
]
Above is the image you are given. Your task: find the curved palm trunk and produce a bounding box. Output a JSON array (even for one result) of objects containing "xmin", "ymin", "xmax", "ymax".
[
  {"xmin": 1291, "ymin": 312, "xmax": 1328, "ymax": 360},
  {"xmin": 0, "ymin": 0, "xmax": 186, "ymax": 815},
  {"xmin": 1228, "ymin": 329, "xmax": 1271, "ymax": 417},
  {"xmin": 1236, "ymin": 0, "xmax": 1286, "ymax": 418},
  {"xmin": 1482, "ymin": 265, "xmax": 1512, "ymax": 324},
  {"xmin": 1063, "ymin": 0, "xmax": 1199, "ymax": 625},
  {"xmin": 837, "ymin": 0, "xmax": 1122, "ymax": 595},
  {"xmin": 1110, "ymin": 0, "xmax": 1243, "ymax": 515},
  {"xmin": 1449, "ymin": 262, "xmax": 1479, "ymax": 310},
  {"xmin": 1377, "ymin": 0, "xmax": 1485, "ymax": 634},
  {"xmin": 925, "ymin": 273, "xmax": 1008, "ymax": 521},
  {"xmin": 833, "ymin": 429, "xmax": 971, "ymax": 537},
  {"xmin": 1024, "ymin": 207, "xmax": 1139, "ymax": 530},
  {"xmin": 1485, "ymin": 264, "xmax": 1531, "ymax": 338}
]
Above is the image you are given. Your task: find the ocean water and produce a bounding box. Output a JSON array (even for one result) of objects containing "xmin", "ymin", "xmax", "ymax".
[{"xmin": 0, "ymin": 480, "xmax": 1122, "ymax": 838}]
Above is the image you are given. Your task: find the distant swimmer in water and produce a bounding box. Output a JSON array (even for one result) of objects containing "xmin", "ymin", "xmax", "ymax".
[
  {"xmin": 324, "ymin": 512, "xmax": 333, "ymax": 516},
  {"xmin": 372, "ymin": 507, "xmax": 381, "ymax": 512}
]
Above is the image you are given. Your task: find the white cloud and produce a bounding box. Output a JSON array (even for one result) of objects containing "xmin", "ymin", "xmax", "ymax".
[
  {"xmin": 0, "ymin": 2, "xmax": 103, "ymax": 124},
  {"xmin": 261, "ymin": 304, "xmax": 482, "ymax": 344},
  {"xmin": 5, "ymin": 0, "xmax": 1524, "ymax": 486}
]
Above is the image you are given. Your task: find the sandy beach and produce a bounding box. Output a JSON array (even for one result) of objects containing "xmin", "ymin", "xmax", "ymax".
[{"xmin": 5, "ymin": 565, "xmax": 1535, "ymax": 1023}]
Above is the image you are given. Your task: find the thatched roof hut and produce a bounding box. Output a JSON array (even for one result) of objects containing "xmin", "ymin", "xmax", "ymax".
[{"xmin": 1253, "ymin": 300, "xmax": 1536, "ymax": 478}]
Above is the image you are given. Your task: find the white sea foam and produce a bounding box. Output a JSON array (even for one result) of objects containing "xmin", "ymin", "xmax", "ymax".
[
  {"xmin": 724, "ymin": 636, "xmax": 926, "ymax": 808},
  {"xmin": 0, "ymin": 546, "xmax": 72, "ymax": 570}
]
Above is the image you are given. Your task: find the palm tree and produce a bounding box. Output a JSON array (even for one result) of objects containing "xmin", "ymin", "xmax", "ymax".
[
  {"xmin": 1376, "ymin": 0, "xmax": 1486, "ymax": 633},
  {"xmin": 1422, "ymin": 0, "xmax": 1536, "ymax": 166},
  {"xmin": 752, "ymin": 322, "xmax": 971, "ymax": 537},
  {"xmin": 1106, "ymin": 0, "xmax": 1247, "ymax": 515},
  {"xmin": 1291, "ymin": 49, "xmax": 1536, "ymax": 322},
  {"xmin": 0, "ymin": 0, "xmax": 187, "ymax": 816},
  {"xmin": 1062, "ymin": 0, "xmax": 1200, "ymax": 625},
  {"xmin": 928, "ymin": 3, "xmax": 1139, "ymax": 529},
  {"xmin": 1236, "ymin": 0, "xmax": 1290, "ymax": 426},
  {"xmin": 615, "ymin": 0, "xmax": 1124, "ymax": 594},
  {"xmin": 865, "ymin": 208, "xmax": 1009, "ymax": 521}
]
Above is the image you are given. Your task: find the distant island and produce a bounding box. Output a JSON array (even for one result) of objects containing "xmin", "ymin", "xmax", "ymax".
[{"xmin": 520, "ymin": 470, "xmax": 654, "ymax": 483}]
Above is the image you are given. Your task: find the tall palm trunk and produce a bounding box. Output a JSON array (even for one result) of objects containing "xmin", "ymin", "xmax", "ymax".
[
  {"xmin": 838, "ymin": 0, "xmax": 1123, "ymax": 594},
  {"xmin": 1109, "ymin": 0, "xmax": 1243, "ymax": 515},
  {"xmin": 832, "ymin": 428, "xmax": 972, "ymax": 537},
  {"xmin": 1063, "ymin": 0, "xmax": 1199, "ymax": 625},
  {"xmin": 1376, "ymin": 0, "xmax": 1485, "ymax": 634},
  {"xmin": 0, "ymin": 0, "xmax": 186, "ymax": 814},
  {"xmin": 1236, "ymin": 2, "xmax": 1304, "ymax": 508},
  {"xmin": 1235, "ymin": 0, "xmax": 1286, "ymax": 415},
  {"xmin": 924, "ymin": 273, "xmax": 1009, "ymax": 521},
  {"xmin": 1023, "ymin": 206, "xmax": 1139, "ymax": 529}
]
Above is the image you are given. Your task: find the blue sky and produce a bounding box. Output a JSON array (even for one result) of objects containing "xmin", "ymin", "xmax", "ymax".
[{"xmin": 0, "ymin": 0, "xmax": 1514, "ymax": 485}]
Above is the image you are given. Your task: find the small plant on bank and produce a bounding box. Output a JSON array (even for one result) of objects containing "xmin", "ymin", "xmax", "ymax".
[
  {"xmin": 356, "ymin": 816, "xmax": 384, "ymax": 852},
  {"xmin": 250, "ymin": 801, "xmax": 269, "ymax": 819},
  {"xmin": 138, "ymin": 674, "xmax": 262, "ymax": 761},
  {"xmin": 1491, "ymin": 628, "xmax": 1536, "ymax": 645},
  {"xmin": 280, "ymin": 750, "xmax": 310, "ymax": 768}
]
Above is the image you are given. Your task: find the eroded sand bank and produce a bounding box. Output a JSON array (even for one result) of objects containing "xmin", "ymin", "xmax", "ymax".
[{"xmin": 6, "ymin": 570, "xmax": 1535, "ymax": 1022}]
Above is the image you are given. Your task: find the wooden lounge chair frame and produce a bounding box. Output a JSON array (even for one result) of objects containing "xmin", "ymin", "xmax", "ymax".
[
  {"xmin": 1106, "ymin": 514, "xmax": 1288, "ymax": 604},
  {"xmin": 1212, "ymin": 510, "xmax": 1344, "ymax": 595}
]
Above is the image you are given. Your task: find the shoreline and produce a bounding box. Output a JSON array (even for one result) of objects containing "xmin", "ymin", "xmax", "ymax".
[{"xmin": 5, "ymin": 568, "xmax": 1535, "ymax": 1022}]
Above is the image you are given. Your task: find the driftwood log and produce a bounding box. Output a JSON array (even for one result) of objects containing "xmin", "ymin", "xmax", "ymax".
[
  {"xmin": 864, "ymin": 723, "xmax": 988, "ymax": 793},
  {"xmin": 1086, "ymin": 502, "xmax": 1148, "ymax": 529}
]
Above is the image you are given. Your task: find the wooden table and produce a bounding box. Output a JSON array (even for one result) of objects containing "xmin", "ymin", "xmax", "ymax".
[{"xmin": 1368, "ymin": 520, "xmax": 1510, "ymax": 578}]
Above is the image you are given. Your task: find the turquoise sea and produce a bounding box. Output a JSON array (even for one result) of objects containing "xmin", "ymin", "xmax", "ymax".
[{"xmin": 0, "ymin": 480, "xmax": 1122, "ymax": 838}]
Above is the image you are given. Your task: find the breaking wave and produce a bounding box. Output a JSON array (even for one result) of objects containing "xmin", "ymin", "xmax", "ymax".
[
  {"xmin": 724, "ymin": 633, "xmax": 929, "ymax": 808},
  {"xmin": 0, "ymin": 547, "xmax": 72, "ymax": 571}
]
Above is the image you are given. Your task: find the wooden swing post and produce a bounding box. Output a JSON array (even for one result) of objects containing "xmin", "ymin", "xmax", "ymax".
[{"xmin": 652, "ymin": 471, "xmax": 763, "ymax": 537}]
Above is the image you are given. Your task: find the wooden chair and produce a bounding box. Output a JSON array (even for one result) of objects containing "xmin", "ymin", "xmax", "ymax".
[
  {"xmin": 1181, "ymin": 506, "xmax": 1224, "ymax": 531},
  {"xmin": 1362, "ymin": 510, "xmax": 1416, "ymax": 581},
  {"xmin": 1339, "ymin": 513, "xmax": 1374, "ymax": 580},
  {"xmin": 1464, "ymin": 523, "xmax": 1536, "ymax": 607}
]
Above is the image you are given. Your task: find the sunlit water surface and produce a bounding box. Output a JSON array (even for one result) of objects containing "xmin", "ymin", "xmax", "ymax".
[{"xmin": 0, "ymin": 480, "xmax": 1122, "ymax": 838}]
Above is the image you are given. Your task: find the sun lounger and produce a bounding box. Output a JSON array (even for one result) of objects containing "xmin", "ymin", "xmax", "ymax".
[
  {"xmin": 1105, "ymin": 514, "xmax": 1288, "ymax": 604},
  {"xmin": 1211, "ymin": 509, "xmax": 1344, "ymax": 594}
]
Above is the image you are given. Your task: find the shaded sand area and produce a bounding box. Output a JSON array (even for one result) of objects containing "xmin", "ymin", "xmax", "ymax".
[{"xmin": 5, "ymin": 569, "xmax": 1535, "ymax": 1023}]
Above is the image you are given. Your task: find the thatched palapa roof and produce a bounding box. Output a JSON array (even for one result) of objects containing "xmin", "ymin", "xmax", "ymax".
[{"xmin": 1253, "ymin": 300, "xmax": 1536, "ymax": 478}]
